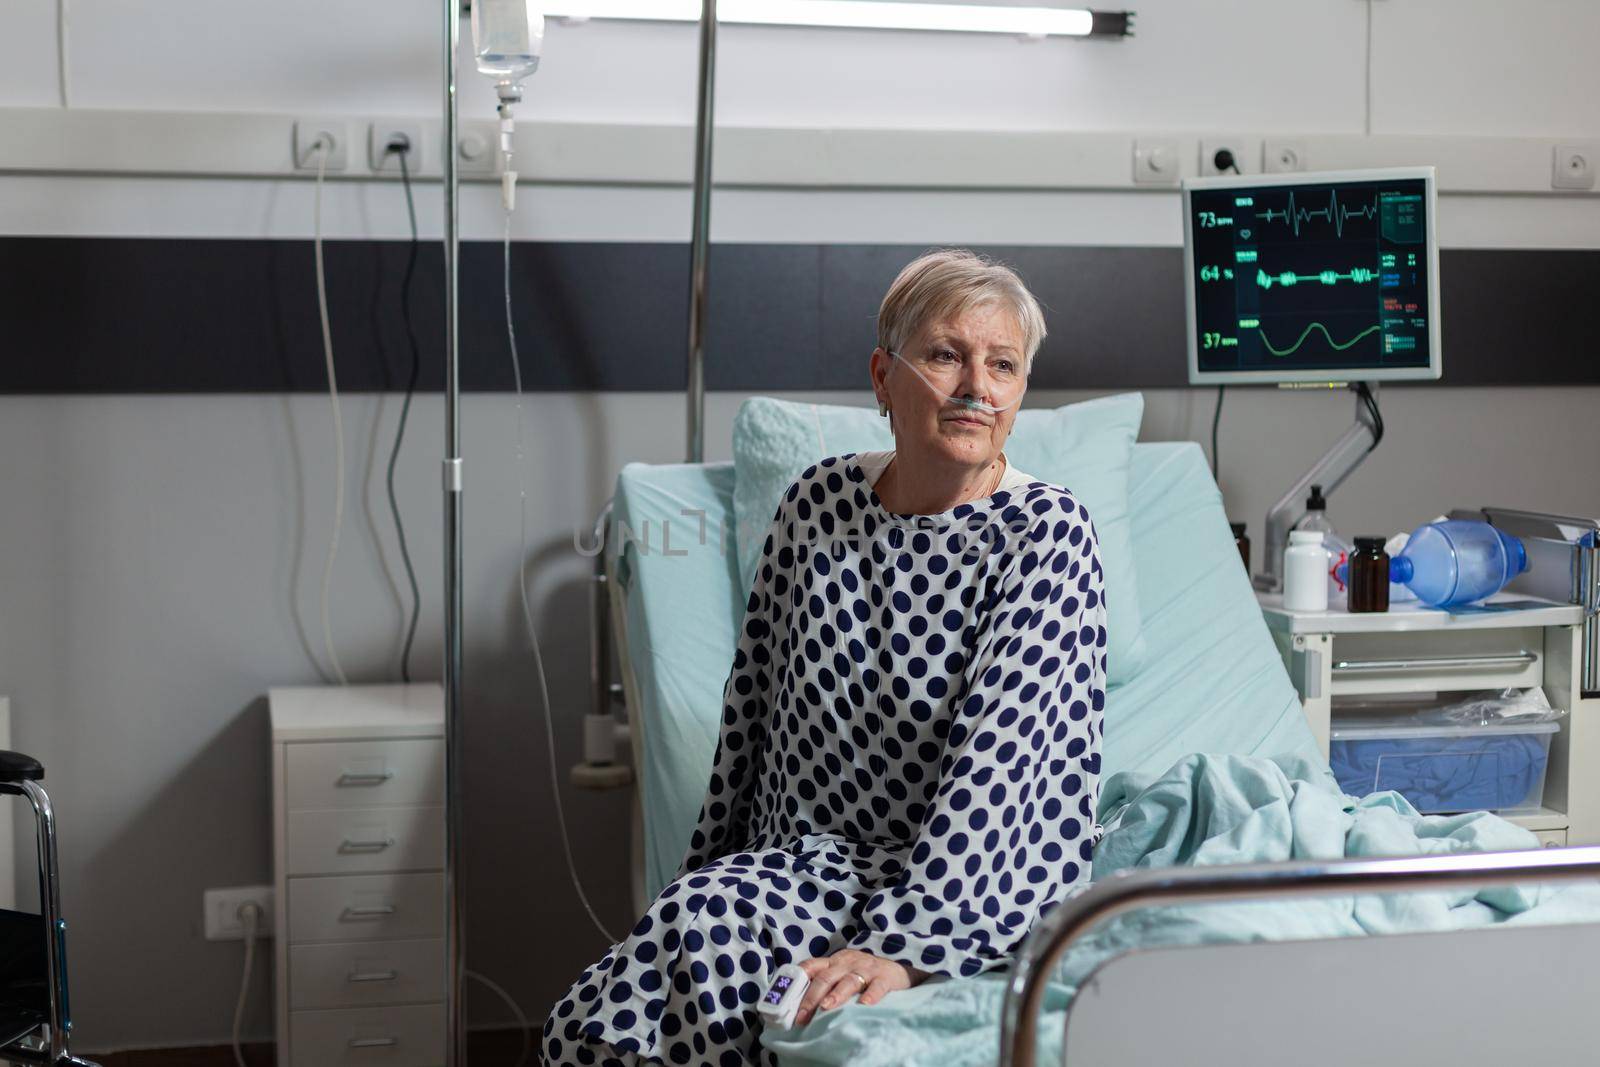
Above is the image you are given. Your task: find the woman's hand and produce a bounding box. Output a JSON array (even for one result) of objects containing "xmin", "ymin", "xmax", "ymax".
[{"xmin": 793, "ymin": 949, "xmax": 928, "ymax": 1026}]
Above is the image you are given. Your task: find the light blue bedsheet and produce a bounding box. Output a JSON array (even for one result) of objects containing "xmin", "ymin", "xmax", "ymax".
[{"xmin": 764, "ymin": 751, "xmax": 1600, "ymax": 1067}]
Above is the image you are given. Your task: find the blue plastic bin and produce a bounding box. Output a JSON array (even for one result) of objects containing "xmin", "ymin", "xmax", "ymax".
[{"xmin": 1329, "ymin": 717, "xmax": 1558, "ymax": 814}]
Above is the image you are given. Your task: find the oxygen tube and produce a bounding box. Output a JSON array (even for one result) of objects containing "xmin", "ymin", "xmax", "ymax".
[{"xmin": 886, "ymin": 349, "xmax": 1025, "ymax": 416}]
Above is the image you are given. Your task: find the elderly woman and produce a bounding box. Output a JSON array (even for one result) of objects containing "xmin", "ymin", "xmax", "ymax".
[{"xmin": 544, "ymin": 250, "xmax": 1107, "ymax": 1067}]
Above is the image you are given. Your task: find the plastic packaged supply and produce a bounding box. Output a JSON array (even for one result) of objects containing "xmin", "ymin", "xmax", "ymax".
[
  {"xmin": 1390, "ymin": 519, "xmax": 1527, "ymax": 609},
  {"xmin": 1293, "ymin": 485, "xmax": 1350, "ymax": 604},
  {"xmin": 1283, "ymin": 530, "xmax": 1330, "ymax": 611},
  {"xmin": 1329, "ymin": 716, "xmax": 1556, "ymax": 814},
  {"xmin": 1419, "ymin": 686, "xmax": 1567, "ymax": 727}
]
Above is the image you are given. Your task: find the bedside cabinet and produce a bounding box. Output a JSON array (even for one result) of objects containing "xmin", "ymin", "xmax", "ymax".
[
  {"xmin": 270, "ymin": 684, "xmax": 445, "ymax": 1067},
  {"xmin": 1258, "ymin": 593, "xmax": 1596, "ymax": 847}
]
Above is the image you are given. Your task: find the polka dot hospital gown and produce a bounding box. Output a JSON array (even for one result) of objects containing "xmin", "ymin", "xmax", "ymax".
[{"xmin": 545, "ymin": 452, "xmax": 1108, "ymax": 1066}]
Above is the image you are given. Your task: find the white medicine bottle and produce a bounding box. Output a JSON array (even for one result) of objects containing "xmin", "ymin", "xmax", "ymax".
[{"xmin": 1284, "ymin": 530, "xmax": 1331, "ymax": 612}]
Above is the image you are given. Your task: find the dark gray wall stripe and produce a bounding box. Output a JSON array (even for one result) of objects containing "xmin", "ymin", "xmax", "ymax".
[{"xmin": 2, "ymin": 238, "xmax": 1595, "ymax": 393}]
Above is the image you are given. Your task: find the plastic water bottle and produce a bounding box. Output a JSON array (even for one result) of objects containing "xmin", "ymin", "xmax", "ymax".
[
  {"xmin": 1294, "ymin": 485, "xmax": 1351, "ymax": 603},
  {"xmin": 1389, "ymin": 520, "xmax": 1527, "ymax": 609},
  {"xmin": 472, "ymin": 0, "xmax": 545, "ymax": 86}
]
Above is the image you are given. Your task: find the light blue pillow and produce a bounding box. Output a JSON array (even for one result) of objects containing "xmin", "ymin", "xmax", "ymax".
[{"xmin": 731, "ymin": 393, "xmax": 1150, "ymax": 685}]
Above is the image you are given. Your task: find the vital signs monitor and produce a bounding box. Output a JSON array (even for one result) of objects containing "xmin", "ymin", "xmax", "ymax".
[{"xmin": 1183, "ymin": 167, "xmax": 1441, "ymax": 385}]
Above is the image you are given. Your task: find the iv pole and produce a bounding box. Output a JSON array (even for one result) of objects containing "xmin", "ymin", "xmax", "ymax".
[
  {"xmin": 439, "ymin": 3, "xmax": 712, "ymax": 1058},
  {"xmin": 441, "ymin": 0, "xmax": 466, "ymax": 1063},
  {"xmin": 686, "ymin": 0, "xmax": 717, "ymax": 462}
]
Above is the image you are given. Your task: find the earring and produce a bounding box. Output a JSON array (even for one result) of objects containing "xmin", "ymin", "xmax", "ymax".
[{"xmin": 878, "ymin": 401, "xmax": 888, "ymax": 417}]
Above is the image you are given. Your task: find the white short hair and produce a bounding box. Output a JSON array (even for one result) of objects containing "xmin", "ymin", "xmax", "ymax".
[{"xmin": 876, "ymin": 249, "xmax": 1047, "ymax": 371}]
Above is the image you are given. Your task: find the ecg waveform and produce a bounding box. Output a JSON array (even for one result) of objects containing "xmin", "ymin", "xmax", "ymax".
[
  {"xmin": 1256, "ymin": 267, "xmax": 1379, "ymax": 289},
  {"xmin": 1258, "ymin": 322, "xmax": 1382, "ymax": 357},
  {"xmin": 1258, "ymin": 190, "xmax": 1380, "ymax": 238}
]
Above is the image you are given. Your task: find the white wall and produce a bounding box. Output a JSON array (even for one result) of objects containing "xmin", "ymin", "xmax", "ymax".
[{"xmin": 0, "ymin": 0, "xmax": 1598, "ymax": 1052}]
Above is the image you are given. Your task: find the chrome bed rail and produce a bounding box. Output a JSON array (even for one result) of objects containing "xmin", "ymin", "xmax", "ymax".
[{"xmin": 1000, "ymin": 845, "xmax": 1600, "ymax": 1067}]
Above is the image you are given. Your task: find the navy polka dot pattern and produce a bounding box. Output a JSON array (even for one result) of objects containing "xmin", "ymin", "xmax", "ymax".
[{"xmin": 544, "ymin": 453, "xmax": 1107, "ymax": 1066}]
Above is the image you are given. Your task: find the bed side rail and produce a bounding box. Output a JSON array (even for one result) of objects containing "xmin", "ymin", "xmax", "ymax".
[{"xmin": 1000, "ymin": 845, "xmax": 1600, "ymax": 1067}]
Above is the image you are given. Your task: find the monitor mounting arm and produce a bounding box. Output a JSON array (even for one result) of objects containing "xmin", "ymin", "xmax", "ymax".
[{"xmin": 1253, "ymin": 385, "xmax": 1381, "ymax": 593}]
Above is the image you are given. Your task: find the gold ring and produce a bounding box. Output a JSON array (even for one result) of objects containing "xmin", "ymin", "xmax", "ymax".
[{"xmin": 849, "ymin": 972, "xmax": 868, "ymax": 988}]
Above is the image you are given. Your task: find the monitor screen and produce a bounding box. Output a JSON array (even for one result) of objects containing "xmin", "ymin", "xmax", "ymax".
[{"xmin": 1183, "ymin": 167, "xmax": 1441, "ymax": 385}]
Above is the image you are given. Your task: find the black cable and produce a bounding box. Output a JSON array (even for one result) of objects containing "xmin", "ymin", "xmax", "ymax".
[
  {"xmin": 1200, "ymin": 152, "xmax": 1231, "ymax": 480},
  {"xmin": 387, "ymin": 141, "xmax": 423, "ymax": 682},
  {"xmin": 1355, "ymin": 381, "xmax": 1384, "ymax": 451},
  {"xmin": 1210, "ymin": 384, "xmax": 1225, "ymax": 480}
]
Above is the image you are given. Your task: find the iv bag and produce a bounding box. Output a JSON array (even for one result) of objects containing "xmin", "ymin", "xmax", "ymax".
[{"xmin": 472, "ymin": 0, "xmax": 545, "ymax": 86}]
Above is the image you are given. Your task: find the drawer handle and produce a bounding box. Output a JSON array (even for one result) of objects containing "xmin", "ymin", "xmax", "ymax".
[
  {"xmin": 347, "ymin": 969, "xmax": 400, "ymax": 983},
  {"xmin": 339, "ymin": 837, "xmax": 397, "ymax": 853},
  {"xmin": 1332, "ymin": 651, "xmax": 1537, "ymax": 675},
  {"xmin": 348, "ymin": 1037, "xmax": 399, "ymax": 1049},
  {"xmin": 341, "ymin": 905, "xmax": 397, "ymax": 920},
  {"xmin": 337, "ymin": 771, "xmax": 395, "ymax": 787}
]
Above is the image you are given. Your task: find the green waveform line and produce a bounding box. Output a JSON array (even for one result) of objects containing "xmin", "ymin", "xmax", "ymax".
[
  {"xmin": 1258, "ymin": 189, "xmax": 1379, "ymax": 238},
  {"xmin": 1259, "ymin": 322, "xmax": 1382, "ymax": 357},
  {"xmin": 1256, "ymin": 266, "xmax": 1379, "ymax": 289},
  {"xmin": 1258, "ymin": 267, "xmax": 1380, "ymax": 288}
]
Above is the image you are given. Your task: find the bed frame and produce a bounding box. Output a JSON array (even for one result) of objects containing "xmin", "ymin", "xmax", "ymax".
[{"xmin": 1001, "ymin": 846, "xmax": 1600, "ymax": 1066}]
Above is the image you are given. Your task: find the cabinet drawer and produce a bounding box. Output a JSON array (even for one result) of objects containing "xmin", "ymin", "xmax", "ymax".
[
  {"xmin": 290, "ymin": 1004, "xmax": 443, "ymax": 1067},
  {"xmin": 1328, "ymin": 627, "xmax": 1545, "ymax": 698},
  {"xmin": 290, "ymin": 939, "xmax": 444, "ymax": 1010},
  {"xmin": 289, "ymin": 873, "xmax": 443, "ymax": 944},
  {"xmin": 287, "ymin": 807, "xmax": 444, "ymax": 876},
  {"xmin": 286, "ymin": 740, "xmax": 443, "ymax": 811}
]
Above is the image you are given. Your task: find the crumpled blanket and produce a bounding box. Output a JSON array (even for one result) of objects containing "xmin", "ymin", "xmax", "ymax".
[{"xmin": 764, "ymin": 752, "xmax": 1600, "ymax": 1067}]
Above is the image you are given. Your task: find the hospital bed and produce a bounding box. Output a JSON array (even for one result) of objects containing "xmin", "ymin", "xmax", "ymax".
[{"xmin": 595, "ymin": 435, "xmax": 1600, "ymax": 1065}]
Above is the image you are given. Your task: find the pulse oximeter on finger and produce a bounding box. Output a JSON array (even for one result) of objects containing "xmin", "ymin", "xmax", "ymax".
[{"xmin": 756, "ymin": 964, "xmax": 811, "ymax": 1029}]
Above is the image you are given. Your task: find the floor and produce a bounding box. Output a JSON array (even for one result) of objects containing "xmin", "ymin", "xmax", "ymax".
[{"xmin": 90, "ymin": 1029, "xmax": 528, "ymax": 1065}]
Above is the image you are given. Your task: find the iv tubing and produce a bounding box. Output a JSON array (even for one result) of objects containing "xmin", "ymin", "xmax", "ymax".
[
  {"xmin": 313, "ymin": 137, "xmax": 349, "ymax": 686},
  {"xmin": 504, "ymin": 209, "xmax": 620, "ymax": 945},
  {"xmin": 467, "ymin": 968, "xmax": 532, "ymax": 1067},
  {"xmin": 56, "ymin": 0, "xmax": 70, "ymax": 108}
]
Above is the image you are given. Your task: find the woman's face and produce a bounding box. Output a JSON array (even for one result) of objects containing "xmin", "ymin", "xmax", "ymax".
[{"xmin": 871, "ymin": 303, "xmax": 1027, "ymax": 472}]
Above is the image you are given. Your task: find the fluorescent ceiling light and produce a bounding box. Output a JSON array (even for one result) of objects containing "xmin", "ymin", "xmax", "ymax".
[{"xmin": 542, "ymin": 1, "xmax": 1130, "ymax": 38}]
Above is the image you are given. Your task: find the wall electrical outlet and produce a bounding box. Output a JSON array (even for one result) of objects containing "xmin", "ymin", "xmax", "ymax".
[
  {"xmin": 293, "ymin": 119, "xmax": 350, "ymax": 171},
  {"xmin": 1552, "ymin": 144, "xmax": 1597, "ymax": 190},
  {"xmin": 204, "ymin": 885, "xmax": 274, "ymax": 941},
  {"xmin": 1263, "ymin": 139, "xmax": 1309, "ymax": 173},
  {"xmin": 1200, "ymin": 138, "xmax": 1258, "ymax": 177},
  {"xmin": 1132, "ymin": 139, "xmax": 1181, "ymax": 185},
  {"xmin": 369, "ymin": 121, "xmax": 425, "ymax": 173}
]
